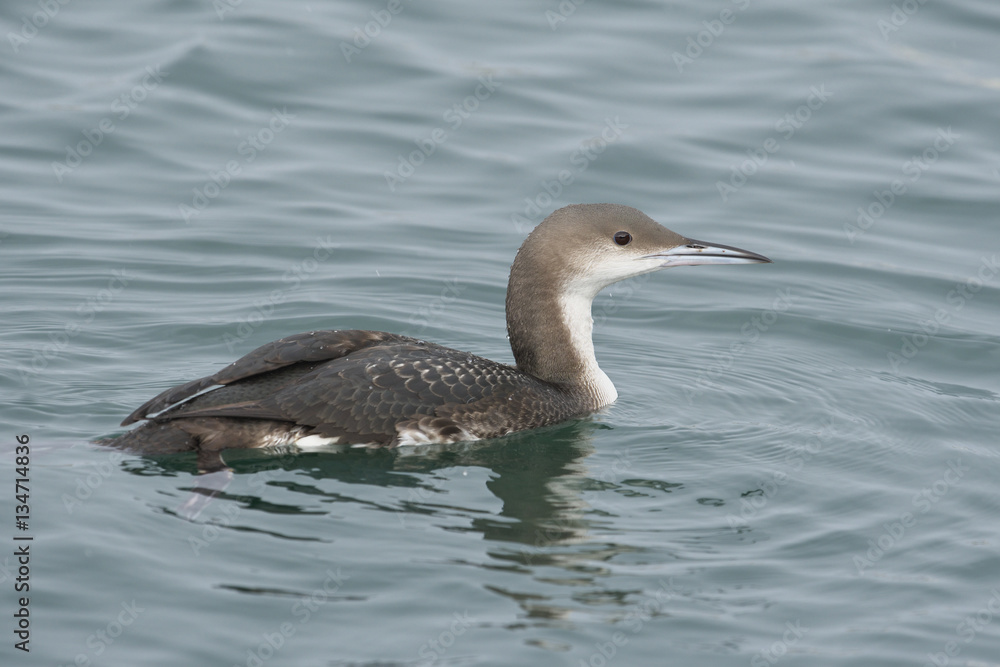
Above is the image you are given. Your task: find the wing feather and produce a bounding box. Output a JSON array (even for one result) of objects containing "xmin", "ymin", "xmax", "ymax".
[
  {"xmin": 121, "ymin": 330, "xmax": 416, "ymax": 425},
  {"xmin": 124, "ymin": 330, "xmax": 587, "ymax": 446}
]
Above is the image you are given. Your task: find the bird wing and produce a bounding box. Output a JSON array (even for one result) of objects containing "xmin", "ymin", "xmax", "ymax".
[
  {"xmin": 120, "ymin": 329, "xmax": 418, "ymax": 425},
  {"xmin": 138, "ymin": 339, "xmax": 584, "ymax": 445}
]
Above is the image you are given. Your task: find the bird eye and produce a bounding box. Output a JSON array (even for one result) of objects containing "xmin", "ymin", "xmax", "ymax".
[{"xmin": 613, "ymin": 231, "xmax": 632, "ymax": 246}]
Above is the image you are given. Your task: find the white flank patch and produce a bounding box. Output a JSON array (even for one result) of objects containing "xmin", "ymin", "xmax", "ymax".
[{"xmin": 293, "ymin": 434, "xmax": 342, "ymax": 450}]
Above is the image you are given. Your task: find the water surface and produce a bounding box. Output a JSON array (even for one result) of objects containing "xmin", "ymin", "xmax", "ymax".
[{"xmin": 2, "ymin": 0, "xmax": 1000, "ymax": 665}]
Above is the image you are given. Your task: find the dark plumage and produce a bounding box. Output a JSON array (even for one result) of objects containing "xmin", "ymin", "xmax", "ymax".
[
  {"xmin": 111, "ymin": 330, "xmax": 588, "ymax": 455},
  {"xmin": 106, "ymin": 204, "xmax": 770, "ymax": 463}
]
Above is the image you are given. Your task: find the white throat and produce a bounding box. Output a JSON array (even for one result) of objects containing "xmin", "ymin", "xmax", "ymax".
[{"xmin": 557, "ymin": 289, "xmax": 618, "ymax": 407}]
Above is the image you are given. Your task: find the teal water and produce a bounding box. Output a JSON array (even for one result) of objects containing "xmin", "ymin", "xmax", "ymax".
[{"xmin": 3, "ymin": 0, "xmax": 1000, "ymax": 665}]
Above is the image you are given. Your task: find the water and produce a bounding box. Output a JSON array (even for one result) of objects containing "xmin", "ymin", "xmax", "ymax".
[{"xmin": 2, "ymin": 0, "xmax": 1000, "ymax": 665}]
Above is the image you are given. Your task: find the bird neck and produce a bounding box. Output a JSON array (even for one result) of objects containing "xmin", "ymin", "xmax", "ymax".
[{"xmin": 505, "ymin": 255, "xmax": 618, "ymax": 407}]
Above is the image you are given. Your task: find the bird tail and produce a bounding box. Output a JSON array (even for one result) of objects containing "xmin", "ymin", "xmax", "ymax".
[{"xmin": 97, "ymin": 420, "xmax": 199, "ymax": 455}]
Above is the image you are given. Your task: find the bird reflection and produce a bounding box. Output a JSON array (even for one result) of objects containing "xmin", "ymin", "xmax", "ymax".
[{"xmin": 116, "ymin": 418, "xmax": 654, "ymax": 621}]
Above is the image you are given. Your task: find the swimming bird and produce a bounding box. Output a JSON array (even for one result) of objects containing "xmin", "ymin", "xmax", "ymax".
[{"xmin": 109, "ymin": 204, "xmax": 770, "ymax": 461}]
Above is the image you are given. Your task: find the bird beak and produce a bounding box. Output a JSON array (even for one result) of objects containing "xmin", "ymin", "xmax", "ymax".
[{"xmin": 645, "ymin": 238, "xmax": 772, "ymax": 267}]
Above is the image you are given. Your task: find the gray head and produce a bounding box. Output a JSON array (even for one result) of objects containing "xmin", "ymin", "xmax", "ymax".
[
  {"xmin": 506, "ymin": 203, "xmax": 770, "ymax": 391},
  {"xmin": 510, "ymin": 203, "xmax": 771, "ymax": 301}
]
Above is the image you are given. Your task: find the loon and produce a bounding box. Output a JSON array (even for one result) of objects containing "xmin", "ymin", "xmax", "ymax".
[{"xmin": 109, "ymin": 204, "xmax": 770, "ymax": 460}]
